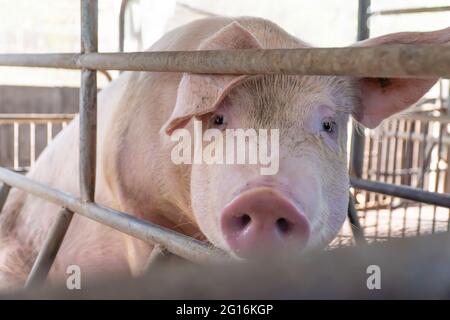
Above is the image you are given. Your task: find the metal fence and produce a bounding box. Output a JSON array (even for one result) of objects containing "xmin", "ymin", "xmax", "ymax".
[
  {"xmin": 0, "ymin": 0, "xmax": 449, "ymax": 288},
  {"xmin": 335, "ymin": 0, "xmax": 450, "ymax": 247},
  {"xmin": 0, "ymin": 114, "xmax": 75, "ymax": 172}
]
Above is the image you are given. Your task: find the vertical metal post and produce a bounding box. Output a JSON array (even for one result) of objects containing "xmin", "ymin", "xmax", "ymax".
[
  {"xmin": 144, "ymin": 244, "xmax": 173, "ymax": 271},
  {"xmin": 348, "ymin": 194, "xmax": 367, "ymax": 245},
  {"xmin": 13, "ymin": 122, "xmax": 19, "ymax": 170},
  {"xmin": 80, "ymin": 0, "xmax": 98, "ymax": 202},
  {"xmin": 25, "ymin": 208, "xmax": 74, "ymax": 288},
  {"xmin": 25, "ymin": 1, "xmax": 99, "ymax": 289},
  {"xmin": 119, "ymin": 0, "xmax": 129, "ymax": 52},
  {"xmin": 0, "ymin": 183, "xmax": 11, "ymax": 214},
  {"xmin": 350, "ymin": 0, "xmax": 371, "ymax": 178},
  {"xmin": 348, "ymin": 0, "xmax": 370, "ymax": 244}
]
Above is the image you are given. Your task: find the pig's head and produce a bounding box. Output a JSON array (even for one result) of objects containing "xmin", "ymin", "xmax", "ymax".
[{"xmin": 162, "ymin": 22, "xmax": 449, "ymax": 258}]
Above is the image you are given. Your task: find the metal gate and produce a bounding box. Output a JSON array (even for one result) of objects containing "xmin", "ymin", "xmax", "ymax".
[{"xmin": 0, "ymin": 0, "xmax": 449, "ymax": 289}]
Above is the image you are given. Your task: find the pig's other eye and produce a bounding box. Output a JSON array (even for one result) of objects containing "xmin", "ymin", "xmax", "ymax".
[
  {"xmin": 321, "ymin": 120, "xmax": 336, "ymax": 133},
  {"xmin": 210, "ymin": 114, "xmax": 227, "ymax": 129}
]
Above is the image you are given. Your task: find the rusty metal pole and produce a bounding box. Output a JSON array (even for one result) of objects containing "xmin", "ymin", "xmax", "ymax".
[
  {"xmin": 25, "ymin": 208, "xmax": 74, "ymax": 288},
  {"xmin": 24, "ymin": 1, "xmax": 99, "ymax": 289},
  {"xmin": 348, "ymin": 0, "xmax": 371, "ymax": 244},
  {"xmin": 1, "ymin": 45, "xmax": 450, "ymax": 77},
  {"xmin": 0, "ymin": 168, "xmax": 228, "ymax": 264},
  {"xmin": 348, "ymin": 194, "xmax": 367, "ymax": 245},
  {"xmin": 144, "ymin": 244, "xmax": 173, "ymax": 271},
  {"xmin": 119, "ymin": 0, "xmax": 128, "ymax": 52},
  {"xmin": 370, "ymin": 6, "xmax": 450, "ymax": 16},
  {"xmin": 350, "ymin": 177, "xmax": 450, "ymax": 208},
  {"xmin": 80, "ymin": 0, "xmax": 98, "ymax": 202},
  {"xmin": 351, "ymin": 0, "xmax": 370, "ymax": 179},
  {"xmin": 0, "ymin": 183, "xmax": 11, "ymax": 214}
]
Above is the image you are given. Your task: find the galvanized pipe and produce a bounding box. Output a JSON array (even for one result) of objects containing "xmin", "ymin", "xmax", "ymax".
[
  {"xmin": 350, "ymin": 0, "xmax": 370, "ymax": 179},
  {"xmin": 144, "ymin": 245, "xmax": 173, "ymax": 271},
  {"xmin": 80, "ymin": 0, "xmax": 98, "ymax": 202},
  {"xmin": 25, "ymin": 208, "xmax": 74, "ymax": 288},
  {"xmin": 0, "ymin": 167, "xmax": 228, "ymax": 263},
  {"xmin": 347, "ymin": 0, "xmax": 370, "ymax": 245},
  {"xmin": 0, "ymin": 53, "xmax": 79, "ymax": 69},
  {"xmin": 347, "ymin": 194, "xmax": 366, "ymax": 245},
  {"xmin": 0, "ymin": 183, "xmax": 11, "ymax": 214},
  {"xmin": 118, "ymin": 0, "xmax": 129, "ymax": 52},
  {"xmin": 0, "ymin": 45, "xmax": 449, "ymax": 78},
  {"xmin": 350, "ymin": 177, "xmax": 450, "ymax": 208},
  {"xmin": 370, "ymin": 6, "xmax": 450, "ymax": 16}
]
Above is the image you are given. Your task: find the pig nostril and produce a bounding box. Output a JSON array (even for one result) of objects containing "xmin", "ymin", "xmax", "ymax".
[
  {"xmin": 276, "ymin": 217, "xmax": 291, "ymax": 234},
  {"xmin": 237, "ymin": 213, "xmax": 252, "ymax": 230},
  {"xmin": 238, "ymin": 214, "xmax": 251, "ymax": 228}
]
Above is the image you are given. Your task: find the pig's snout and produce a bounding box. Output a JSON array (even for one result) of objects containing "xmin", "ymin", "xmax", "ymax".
[{"xmin": 220, "ymin": 188, "xmax": 310, "ymax": 258}]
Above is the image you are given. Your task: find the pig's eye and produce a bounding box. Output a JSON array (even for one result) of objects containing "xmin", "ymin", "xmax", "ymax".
[
  {"xmin": 210, "ymin": 114, "xmax": 227, "ymax": 129},
  {"xmin": 321, "ymin": 120, "xmax": 336, "ymax": 133}
]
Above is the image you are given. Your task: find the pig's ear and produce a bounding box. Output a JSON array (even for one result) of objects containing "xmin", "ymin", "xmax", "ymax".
[
  {"xmin": 162, "ymin": 22, "xmax": 262, "ymax": 135},
  {"xmin": 352, "ymin": 27, "xmax": 450, "ymax": 128}
]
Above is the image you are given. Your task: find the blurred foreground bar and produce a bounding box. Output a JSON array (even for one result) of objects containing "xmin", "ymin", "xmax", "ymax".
[{"xmin": 2, "ymin": 232, "xmax": 450, "ymax": 299}]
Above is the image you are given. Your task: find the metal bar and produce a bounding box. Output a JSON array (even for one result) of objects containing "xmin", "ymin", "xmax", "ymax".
[
  {"xmin": 25, "ymin": 208, "xmax": 74, "ymax": 288},
  {"xmin": 350, "ymin": 177, "xmax": 450, "ymax": 208},
  {"xmin": 144, "ymin": 244, "xmax": 173, "ymax": 271},
  {"xmin": 0, "ymin": 167, "xmax": 228, "ymax": 263},
  {"xmin": 0, "ymin": 53, "xmax": 79, "ymax": 69},
  {"xmin": 370, "ymin": 6, "xmax": 450, "ymax": 16},
  {"xmin": 0, "ymin": 114, "xmax": 75, "ymax": 124},
  {"xmin": 392, "ymin": 114, "xmax": 450, "ymax": 124},
  {"xmin": 350, "ymin": 0, "xmax": 370, "ymax": 178},
  {"xmin": 13, "ymin": 122, "xmax": 19, "ymax": 170},
  {"xmin": 118, "ymin": 0, "xmax": 129, "ymax": 52},
  {"xmin": 347, "ymin": 194, "xmax": 366, "ymax": 245},
  {"xmin": 348, "ymin": 0, "xmax": 371, "ymax": 243},
  {"xmin": 368, "ymin": 131, "xmax": 450, "ymax": 145},
  {"xmin": 0, "ymin": 45, "xmax": 450, "ymax": 78},
  {"xmin": 80, "ymin": 0, "xmax": 98, "ymax": 202},
  {"xmin": 29, "ymin": 123, "xmax": 35, "ymax": 167},
  {"xmin": 0, "ymin": 183, "xmax": 11, "ymax": 214}
]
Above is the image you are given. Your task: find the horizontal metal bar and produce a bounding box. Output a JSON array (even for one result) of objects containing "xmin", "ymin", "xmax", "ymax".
[
  {"xmin": 369, "ymin": 131, "xmax": 450, "ymax": 145},
  {"xmin": 0, "ymin": 53, "xmax": 80, "ymax": 69},
  {"xmin": 0, "ymin": 45, "xmax": 449, "ymax": 78},
  {"xmin": 392, "ymin": 114, "xmax": 450, "ymax": 124},
  {"xmin": 370, "ymin": 6, "xmax": 450, "ymax": 16},
  {"xmin": 25, "ymin": 208, "xmax": 74, "ymax": 288},
  {"xmin": 350, "ymin": 177, "xmax": 450, "ymax": 208},
  {"xmin": 0, "ymin": 114, "xmax": 75, "ymax": 124},
  {"xmin": 0, "ymin": 167, "xmax": 228, "ymax": 264}
]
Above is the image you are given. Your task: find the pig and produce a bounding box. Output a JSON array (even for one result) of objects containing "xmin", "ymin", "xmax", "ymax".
[{"xmin": 0, "ymin": 16, "xmax": 449, "ymax": 290}]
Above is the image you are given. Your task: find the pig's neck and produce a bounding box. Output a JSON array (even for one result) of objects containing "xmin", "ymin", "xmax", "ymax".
[{"xmin": 101, "ymin": 72, "xmax": 203, "ymax": 241}]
